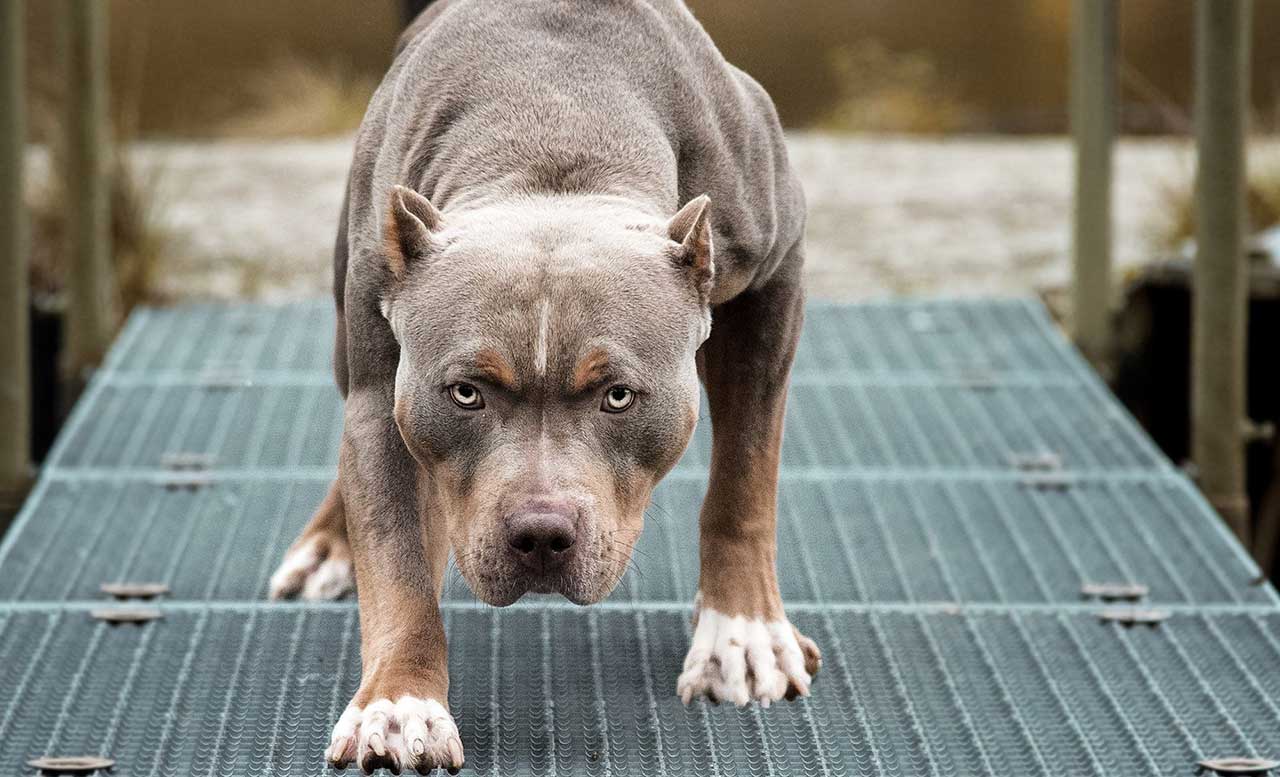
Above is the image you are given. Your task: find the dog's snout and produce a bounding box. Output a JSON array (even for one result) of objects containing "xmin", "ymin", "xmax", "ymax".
[{"xmin": 506, "ymin": 503, "xmax": 578, "ymax": 574}]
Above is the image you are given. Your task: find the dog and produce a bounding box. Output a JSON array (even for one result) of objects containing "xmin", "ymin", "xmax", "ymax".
[{"xmin": 268, "ymin": 0, "xmax": 820, "ymax": 771}]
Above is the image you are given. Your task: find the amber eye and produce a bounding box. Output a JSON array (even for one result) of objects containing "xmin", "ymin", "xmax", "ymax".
[
  {"xmin": 449, "ymin": 383, "xmax": 484, "ymax": 409},
  {"xmin": 602, "ymin": 386, "xmax": 636, "ymax": 413}
]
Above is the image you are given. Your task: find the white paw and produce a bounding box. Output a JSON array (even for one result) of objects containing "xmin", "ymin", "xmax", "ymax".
[
  {"xmin": 677, "ymin": 606, "xmax": 819, "ymax": 707},
  {"xmin": 268, "ymin": 537, "xmax": 354, "ymax": 601},
  {"xmin": 326, "ymin": 696, "xmax": 464, "ymax": 774}
]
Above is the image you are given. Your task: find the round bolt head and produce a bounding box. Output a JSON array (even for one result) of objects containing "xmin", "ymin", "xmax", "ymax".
[
  {"xmin": 26, "ymin": 755, "xmax": 116, "ymax": 774},
  {"xmin": 1197, "ymin": 757, "xmax": 1280, "ymax": 775}
]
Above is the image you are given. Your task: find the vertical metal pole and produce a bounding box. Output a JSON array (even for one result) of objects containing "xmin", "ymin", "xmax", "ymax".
[
  {"xmin": 0, "ymin": 0, "xmax": 30, "ymax": 505},
  {"xmin": 1193, "ymin": 0, "xmax": 1252, "ymax": 544},
  {"xmin": 61, "ymin": 0, "xmax": 113, "ymax": 387},
  {"xmin": 1070, "ymin": 0, "xmax": 1117, "ymax": 365}
]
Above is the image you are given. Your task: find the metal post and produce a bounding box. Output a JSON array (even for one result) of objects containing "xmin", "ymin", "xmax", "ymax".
[
  {"xmin": 1070, "ymin": 0, "xmax": 1117, "ymax": 365},
  {"xmin": 61, "ymin": 0, "xmax": 113, "ymax": 388},
  {"xmin": 1192, "ymin": 0, "xmax": 1252, "ymax": 544},
  {"xmin": 1, "ymin": 0, "xmax": 30, "ymax": 507}
]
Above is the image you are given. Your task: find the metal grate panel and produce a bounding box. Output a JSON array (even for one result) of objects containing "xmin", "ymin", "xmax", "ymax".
[
  {"xmin": 106, "ymin": 299, "xmax": 1087, "ymax": 381},
  {"xmin": 0, "ymin": 606, "xmax": 1278, "ymax": 777},
  {"xmin": 1, "ymin": 475, "xmax": 1271, "ymax": 606},
  {"xmin": 4, "ymin": 297, "xmax": 1278, "ymax": 777}
]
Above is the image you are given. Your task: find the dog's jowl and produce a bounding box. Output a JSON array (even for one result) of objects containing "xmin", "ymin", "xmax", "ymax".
[{"xmin": 268, "ymin": 1, "xmax": 820, "ymax": 771}]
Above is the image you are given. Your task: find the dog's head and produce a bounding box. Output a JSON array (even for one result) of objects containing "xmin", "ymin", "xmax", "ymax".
[{"xmin": 380, "ymin": 187, "xmax": 713, "ymax": 605}]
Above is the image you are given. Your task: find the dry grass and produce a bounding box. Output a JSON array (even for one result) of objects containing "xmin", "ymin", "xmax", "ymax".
[
  {"xmin": 817, "ymin": 40, "xmax": 976, "ymax": 135},
  {"xmin": 1147, "ymin": 145, "xmax": 1280, "ymax": 253},
  {"xmin": 28, "ymin": 150, "xmax": 171, "ymax": 313},
  {"xmin": 218, "ymin": 55, "xmax": 377, "ymax": 138}
]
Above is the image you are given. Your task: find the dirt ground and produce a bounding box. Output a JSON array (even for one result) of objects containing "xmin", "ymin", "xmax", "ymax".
[{"xmin": 110, "ymin": 133, "xmax": 1199, "ymax": 303}]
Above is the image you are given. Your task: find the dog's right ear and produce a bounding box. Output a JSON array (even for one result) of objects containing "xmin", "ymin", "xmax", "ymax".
[{"xmin": 384, "ymin": 185, "xmax": 445, "ymax": 280}]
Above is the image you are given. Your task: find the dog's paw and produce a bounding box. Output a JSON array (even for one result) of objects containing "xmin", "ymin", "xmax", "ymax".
[
  {"xmin": 268, "ymin": 533, "xmax": 353, "ymax": 601},
  {"xmin": 677, "ymin": 606, "xmax": 821, "ymax": 707},
  {"xmin": 326, "ymin": 696, "xmax": 464, "ymax": 775}
]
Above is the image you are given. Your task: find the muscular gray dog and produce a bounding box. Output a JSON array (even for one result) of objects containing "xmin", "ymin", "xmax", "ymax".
[{"xmin": 268, "ymin": 0, "xmax": 820, "ymax": 771}]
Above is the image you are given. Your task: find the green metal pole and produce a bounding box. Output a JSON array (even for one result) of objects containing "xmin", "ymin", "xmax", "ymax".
[
  {"xmin": 1192, "ymin": 0, "xmax": 1252, "ymax": 544},
  {"xmin": 1070, "ymin": 0, "xmax": 1116, "ymax": 366},
  {"xmin": 0, "ymin": 0, "xmax": 30, "ymax": 506},
  {"xmin": 61, "ymin": 0, "xmax": 113, "ymax": 389}
]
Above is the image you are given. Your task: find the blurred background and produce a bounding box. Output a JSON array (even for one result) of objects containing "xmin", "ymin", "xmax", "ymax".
[
  {"xmin": 14, "ymin": 0, "xmax": 1280, "ymax": 303},
  {"xmin": 6, "ymin": 0, "xmax": 1280, "ymax": 577}
]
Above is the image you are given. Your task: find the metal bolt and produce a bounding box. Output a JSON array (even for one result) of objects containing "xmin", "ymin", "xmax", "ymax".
[
  {"xmin": 26, "ymin": 756, "xmax": 115, "ymax": 774},
  {"xmin": 99, "ymin": 582, "xmax": 169, "ymax": 600},
  {"xmin": 91, "ymin": 606, "xmax": 163, "ymax": 624},
  {"xmin": 1196, "ymin": 757, "xmax": 1280, "ymax": 776},
  {"xmin": 1081, "ymin": 582, "xmax": 1149, "ymax": 602}
]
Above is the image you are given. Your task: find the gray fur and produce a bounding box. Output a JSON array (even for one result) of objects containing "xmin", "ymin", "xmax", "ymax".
[{"xmin": 335, "ymin": 0, "xmax": 805, "ymax": 605}]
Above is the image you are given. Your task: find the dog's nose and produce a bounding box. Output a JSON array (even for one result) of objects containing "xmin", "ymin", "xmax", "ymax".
[{"xmin": 507, "ymin": 507, "xmax": 577, "ymax": 574}]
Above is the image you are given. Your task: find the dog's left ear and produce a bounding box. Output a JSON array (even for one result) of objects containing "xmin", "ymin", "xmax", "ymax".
[
  {"xmin": 667, "ymin": 194, "xmax": 714, "ymax": 302},
  {"xmin": 384, "ymin": 185, "xmax": 445, "ymax": 280}
]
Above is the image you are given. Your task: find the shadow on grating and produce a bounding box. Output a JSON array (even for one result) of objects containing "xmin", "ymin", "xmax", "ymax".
[{"xmin": 0, "ymin": 607, "xmax": 1278, "ymax": 777}]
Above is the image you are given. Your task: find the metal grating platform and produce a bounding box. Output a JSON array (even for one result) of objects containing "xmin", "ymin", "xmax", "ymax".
[{"xmin": 1, "ymin": 298, "xmax": 1277, "ymax": 777}]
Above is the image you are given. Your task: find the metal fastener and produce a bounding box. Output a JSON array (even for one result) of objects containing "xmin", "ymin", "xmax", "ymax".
[
  {"xmin": 160, "ymin": 451, "xmax": 215, "ymax": 471},
  {"xmin": 957, "ymin": 371, "xmax": 998, "ymax": 391},
  {"xmin": 91, "ymin": 607, "xmax": 163, "ymax": 624},
  {"xmin": 160, "ymin": 473, "xmax": 212, "ymax": 491},
  {"xmin": 1081, "ymin": 582, "xmax": 1149, "ymax": 602},
  {"xmin": 1196, "ymin": 757, "xmax": 1280, "ymax": 776},
  {"xmin": 1099, "ymin": 608, "xmax": 1170, "ymax": 626},
  {"xmin": 1019, "ymin": 472, "xmax": 1074, "ymax": 491},
  {"xmin": 1009, "ymin": 451, "xmax": 1063, "ymax": 472},
  {"xmin": 26, "ymin": 756, "xmax": 115, "ymax": 774},
  {"xmin": 99, "ymin": 582, "xmax": 169, "ymax": 600},
  {"xmin": 197, "ymin": 367, "xmax": 251, "ymax": 389}
]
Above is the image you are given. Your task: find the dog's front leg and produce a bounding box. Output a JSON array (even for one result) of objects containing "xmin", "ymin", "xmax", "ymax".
[
  {"xmin": 678, "ymin": 259, "xmax": 822, "ymax": 706},
  {"xmin": 325, "ymin": 389, "xmax": 463, "ymax": 774}
]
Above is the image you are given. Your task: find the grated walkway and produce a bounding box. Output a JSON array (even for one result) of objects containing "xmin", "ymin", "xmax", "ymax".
[{"xmin": 1, "ymin": 298, "xmax": 1277, "ymax": 776}]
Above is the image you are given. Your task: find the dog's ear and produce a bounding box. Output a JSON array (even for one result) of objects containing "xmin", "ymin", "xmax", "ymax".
[
  {"xmin": 384, "ymin": 185, "xmax": 445, "ymax": 279},
  {"xmin": 667, "ymin": 194, "xmax": 714, "ymax": 301}
]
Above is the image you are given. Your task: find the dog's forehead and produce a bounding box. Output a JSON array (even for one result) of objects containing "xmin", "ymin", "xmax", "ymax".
[{"xmin": 402, "ymin": 251, "xmax": 692, "ymax": 382}]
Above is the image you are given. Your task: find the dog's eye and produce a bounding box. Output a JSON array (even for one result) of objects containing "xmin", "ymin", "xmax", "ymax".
[
  {"xmin": 602, "ymin": 386, "xmax": 636, "ymax": 413},
  {"xmin": 449, "ymin": 383, "xmax": 484, "ymax": 409}
]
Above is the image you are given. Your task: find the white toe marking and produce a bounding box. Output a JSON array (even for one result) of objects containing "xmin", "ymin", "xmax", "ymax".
[
  {"xmin": 677, "ymin": 604, "xmax": 811, "ymax": 706},
  {"xmin": 267, "ymin": 543, "xmax": 320, "ymax": 599},
  {"xmin": 328, "ymin": 695, "xmax": 463, "ymax": 771},
  {"xmin": 301, "ymin": 558, "xmax": 353, "ymax": 600}
]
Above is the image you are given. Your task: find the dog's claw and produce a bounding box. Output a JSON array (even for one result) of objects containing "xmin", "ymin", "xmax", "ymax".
[
  {"xmin": 677, "ymin": 605, "xmax": 819, "ymax": 707},
  {"xmin": 328, "ymin": 696, "xmax": 462, "ymax": 774}
]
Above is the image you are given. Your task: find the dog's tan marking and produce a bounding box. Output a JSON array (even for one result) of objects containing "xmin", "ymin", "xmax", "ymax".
[
  {"xmin": 474, "ymin": 347, "xmax": 520, "ymax": 391},
  {"xmin": 383, "ymin": 215, "xmax": 408, "ymax": 280},
  {"xmin": 570, "ymin": 347, "xmax": 611, "ymax": 393}
]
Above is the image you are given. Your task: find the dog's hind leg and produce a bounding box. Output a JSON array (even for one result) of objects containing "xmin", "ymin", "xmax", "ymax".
[
  {"xmin": 268, "ymin": 479, "xmax": 355, "ymax": 600},
  {"xmin": 677, "ymin": 247, "xmax": 822, "ymax": 707}
]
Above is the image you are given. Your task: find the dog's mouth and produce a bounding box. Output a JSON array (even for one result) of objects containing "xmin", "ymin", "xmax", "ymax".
[{"xmin": 454, "ymin": 538, "xmax": 629, "ymax": 607}]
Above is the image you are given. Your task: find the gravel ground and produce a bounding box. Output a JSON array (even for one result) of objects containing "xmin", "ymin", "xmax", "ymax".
[{"xmin": 104, "ymin": 133, "xmax": 1201, "ymax": 303}]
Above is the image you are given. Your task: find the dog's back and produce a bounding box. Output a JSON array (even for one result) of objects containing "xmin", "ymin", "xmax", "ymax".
[{"xmin": 351, "ymin": 0, "xmax": 803, "ymax": 297}]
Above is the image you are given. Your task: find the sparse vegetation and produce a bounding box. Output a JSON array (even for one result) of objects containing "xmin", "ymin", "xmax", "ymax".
[
  {"xmin": 27, "ymin": 97, "xmax": 171, "ymax": 315},
  {"xmin": 217, "ymin": 55, "xmax": 377, "ymax": 138},
  {"xmin": 817, "ymin": 40, "xmax": 975, "ymax": 135},
  {"xmin": 1147, "ymin": 145, "xmax": 1280, "ymax": 253}
]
